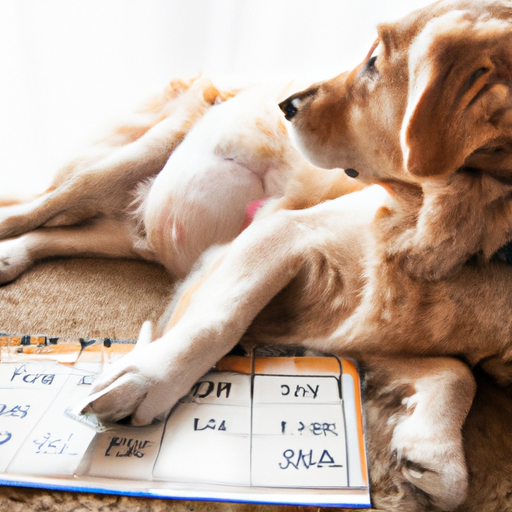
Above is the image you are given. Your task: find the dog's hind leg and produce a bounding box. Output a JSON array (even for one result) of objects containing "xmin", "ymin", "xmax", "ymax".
[
  {"xmin": 0, "ymin": 77, "xmax": 222, "ymax": 241},
  {"xmin": 0, "ymin": 216, "xmax": 153, "ymax": 285},
  {"xmin": 365, "ymin": 356, "xmax": 476, "ymax": 512},
  {"xmin": 0, "ymin": 113, "xmax": 195, "ymax": 240}
]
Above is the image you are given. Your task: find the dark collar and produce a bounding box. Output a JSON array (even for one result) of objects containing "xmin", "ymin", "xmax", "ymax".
[{"xmin": 493, "ymin": 240, "xmax": 512, "ymax": 264}]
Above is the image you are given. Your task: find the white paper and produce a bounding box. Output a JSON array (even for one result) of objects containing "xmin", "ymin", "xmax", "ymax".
[
  {"xmin": 0, "ymin": 353, "xmax": 370, "ymax": 508},
  {"xmin": 153, "ymin": 373, "xmax": 252, "ymax": 485},
  {"xmin": 7, "ymin": 366, "xmax": 97, "ymax": 476},
  {"xmin": 86, "ymin": 423, "xmax": 166, "ymax": 480},
  {"xmin": 252, "ymin": 375, "xmax": 341, "ymax": 404},
  {"xmin": 251, "ymin": 375, "xmax": 348, "ymax": 488}
]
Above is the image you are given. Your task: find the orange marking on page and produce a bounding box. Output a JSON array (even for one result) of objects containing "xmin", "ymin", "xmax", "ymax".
[
  {"xmin": 217, "ymin": 356, "xmax": 252, "ymax": 373},
  {"xmin": 253, "ymin": 356, "xmax": 341, "ymax": 375},
  {"xmin": 341, "ymin": 359, "xmax": 368, "ymax": 485}
]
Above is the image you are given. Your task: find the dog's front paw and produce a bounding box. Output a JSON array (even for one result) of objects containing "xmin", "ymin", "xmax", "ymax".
[
  {"xmin": 392, "ymin": 415, "xmax": 468, "ymax": 511},
  {"xmin": 0, "ymin": 237, "xmax": 32, "ymax": 285},
  {"xmin": 82, "ymin": 323, "xmax": 187, "ymax": 426},
  {"xmin": 85, "ymin": 365, "xmax": 160, "ymax": 426}
]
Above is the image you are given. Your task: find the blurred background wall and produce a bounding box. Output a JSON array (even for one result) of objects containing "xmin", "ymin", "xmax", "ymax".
[{"xmin": 0, "ymin": 0, "xmax": 432, "ymax": 197}]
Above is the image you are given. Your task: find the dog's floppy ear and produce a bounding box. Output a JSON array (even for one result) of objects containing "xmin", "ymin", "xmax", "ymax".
[{"xmin": 401, "ymin": 12, "xmax": 512, "ymax": 178}]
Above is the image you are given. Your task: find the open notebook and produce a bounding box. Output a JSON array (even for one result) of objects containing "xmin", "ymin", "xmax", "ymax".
[{"xmin": 0, "ymin": 334, "xmax": 370, "ymax": 508}]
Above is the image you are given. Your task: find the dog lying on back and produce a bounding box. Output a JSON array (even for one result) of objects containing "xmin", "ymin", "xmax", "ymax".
[
  {"xmin": 0, "ymin": 77, "xmax": 357, "ymax": 283},
  {"xmin": 1, "ymin": 0, "xmax": 512, "ymax": 510}
]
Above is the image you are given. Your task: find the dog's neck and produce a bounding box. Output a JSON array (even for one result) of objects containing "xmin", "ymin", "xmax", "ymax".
[{"xmin": 373, "ymin": 171, "xmax": 512, "ymax": 281}]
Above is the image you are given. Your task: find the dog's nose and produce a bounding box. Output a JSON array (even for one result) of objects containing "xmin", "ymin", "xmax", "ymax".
[
  {"xmin": 280, "ymin": 87, "xmax": 319, "ymax": 121},
  {"xmin": 279, "ymin": 97, "xmax": 299, "ymax": 121},
  {"xmin": 345, "ymin": 168, "xmax": 359, "ymax": 178}
]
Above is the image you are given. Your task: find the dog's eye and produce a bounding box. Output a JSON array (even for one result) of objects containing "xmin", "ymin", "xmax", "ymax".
[{"xmin": 366, "ymin": 56, "xmax": 378, "ymax": 73}]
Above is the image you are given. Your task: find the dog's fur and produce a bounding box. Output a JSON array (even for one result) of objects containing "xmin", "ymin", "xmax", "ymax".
[
  {"xmin": 0, "ymin": 77, "xmax": 357, "ymax": 283},
  {"xmin": 1, "ymin": 1, "xmax": 512, "ymax": 510}
]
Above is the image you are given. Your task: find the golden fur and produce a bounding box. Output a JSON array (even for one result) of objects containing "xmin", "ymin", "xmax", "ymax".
[{"xmin": 1, "ymin": 1, "xmax": 512, "ymax": 510}]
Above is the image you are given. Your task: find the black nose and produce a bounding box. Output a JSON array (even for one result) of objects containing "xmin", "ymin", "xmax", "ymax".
[
  {"xmin": 344, "ymin": 168, "xmax": 359, "ymax": 178},
  {"xmin": 279, "ymin": 97, "xmax": 298, "ymax": 121}
]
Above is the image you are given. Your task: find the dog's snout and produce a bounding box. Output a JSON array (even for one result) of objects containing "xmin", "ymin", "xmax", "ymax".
[
  {"xmin": 279, "ymin": 87, "xmax": 319, "ymax": 121},
  {"xmin": 279, "ymin": 97, "xmax": 300, "ymax": 121}
]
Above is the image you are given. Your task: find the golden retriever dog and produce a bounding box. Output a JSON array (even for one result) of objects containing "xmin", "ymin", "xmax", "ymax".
[{"xmin": 1, "ymin": 0, "xmax": 512, "ymax": 510}]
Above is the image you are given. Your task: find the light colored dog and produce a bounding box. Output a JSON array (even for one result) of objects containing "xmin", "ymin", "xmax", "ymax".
[
  {"xmin": 0, "ymin": 77, "xmax": 333, "ymax": 282},
  {"xmin": 1, "ymin": 1, "xmax": 512, "ymax": 510}
]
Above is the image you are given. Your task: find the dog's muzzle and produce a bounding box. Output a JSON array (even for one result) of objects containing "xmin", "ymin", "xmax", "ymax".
[{"xmin": 279, "ymin": 90, "xmax": 360, "ymax": 179}]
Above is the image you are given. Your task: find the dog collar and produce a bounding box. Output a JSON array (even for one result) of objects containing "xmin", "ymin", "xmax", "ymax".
[{"xmin": 493, "ymin": 240, "xmax": 512, "ymax": 264}]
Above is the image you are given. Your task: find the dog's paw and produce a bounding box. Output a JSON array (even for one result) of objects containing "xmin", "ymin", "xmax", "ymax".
[
  {"xmin": 0, "ymin": 237, "xmax": 32, "ymax": 285},
  {"xmin": 85, "ymin": 366, "xmax": 161, "ymax": 426},
  {"xmin": 82, "ymin": 322, "xmax": 187, "ymax": 426},
  {"xmin": 392, "ymin": 417, "xmax": 468, "ymax": 511}
]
